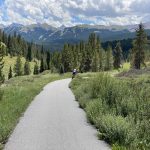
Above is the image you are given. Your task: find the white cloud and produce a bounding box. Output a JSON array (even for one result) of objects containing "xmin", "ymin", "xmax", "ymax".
[{"xmin": 0, "ymin": 0, "xmax": 150, "ymax": 27}]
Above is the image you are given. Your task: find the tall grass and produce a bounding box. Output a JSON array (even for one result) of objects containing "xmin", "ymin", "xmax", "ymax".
[
  {"xmin": 0, "ymin": 73, "xmax": 70, "ymax": 149},
  {"xmin": 71, "ymin": 74, "xmax": 150, "ymax": 149}
]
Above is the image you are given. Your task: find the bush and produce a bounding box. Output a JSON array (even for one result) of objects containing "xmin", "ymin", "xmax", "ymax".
[
  {"xmin": 86, "ymin": 99, "xmax": 103, "ymax": 124},
  {"xmin": 96, "ymin": 114, "xmax": 133, "ymax": 145},
  {"xmin": 112, "ymin": 144, "xmax": 127, "ymax": 150},
  {"xmin": 71, "ymin": 73, "xmax": 150, "ymax": 149}
]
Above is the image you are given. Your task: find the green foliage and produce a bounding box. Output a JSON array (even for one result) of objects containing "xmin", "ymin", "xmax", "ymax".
[
  {"xmin": 40, "ymin": 57, "xmax": 47, "ymax": 73},
  {"xmin": 26, "ymin": 44, "xmax": 33, "ymax": 62},
  {"xmin": 62, "ymin": 43, "xmax": 73, "ymax": 72},
  {"xmin": 91, "ymin": 51, "xmax": 100, "ymax": 72},
  {"xmin": 24, "ymin": 61, "xmax": 31, "ymax": 75},
  {"xmin": 97, "ymin": 114, "xmax": 132, "ymax": 145},
  {"xmin": 50, "ymin": 51, "xmax": 62, "ymax": 72},
  {"xmin": 59, "ymin": 64, "xmax": 64, "ymax": 74},
  {"xmin": 60, "ymin": 33, "xmax": 114, "ymax": 73},
  {"xmin": 8, "ymin": 66, "xmax": 13, "ymax": 79},
  {"xmin": 131, "ymin": 23, "xmax": 147, "ymax": 69},
  {"xmin": 0, "ymin": 30, "xmax": 51, "ymax": 72},
  {"xmin": 0, "ymin": 73, "xmax": 70, "ymax": 147},
  {"xmin": 112, "ymin": 144, "xmax": 127, "ymax": 150},
  {"xmin": 0, "ymin": 42, "xmax": 5, "ymax": 103},
  {"xmin": 70, "ymin": 73, "xmax": 150, "ymax": 149},
  {"xmin": 0, "ymin": 42, "xmax": 5, "ymax": 84},
  {"xmin": 33, "ymin": 62, "xmax": 39, "ymax": 75},
  {"xmin": 13, "ymin": 56, "xmax": 23, "ymax": 76},
  {"xmin": 104, "ymin": 45, "xmax": 113, "ymax": 71},
  {"xmin": 113, "ymin": 42, "xmax": 123, "ymax": 69}
]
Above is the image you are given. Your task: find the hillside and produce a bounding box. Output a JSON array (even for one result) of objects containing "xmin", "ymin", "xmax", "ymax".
[
  {"xmin": 1, "ymin": 23, "xmax": 150, "ymax": 50},
  {"xmin": 3, "ymin": 56, "xmax": 37, "ymax": 79}
]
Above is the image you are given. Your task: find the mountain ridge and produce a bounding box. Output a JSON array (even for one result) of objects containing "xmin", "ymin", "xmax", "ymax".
[{"xmin": 1, "ymin": 22, "xmax": 150, "ymax": 50}]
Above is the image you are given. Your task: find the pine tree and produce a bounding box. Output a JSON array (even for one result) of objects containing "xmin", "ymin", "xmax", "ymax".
[
  {"xmin": 113, "ymin": 42, "xmax": 122, "ymax": 69},
  {"xmin": 26, "ymin": 44, "xmax": 32, "ymax": 61},
  {"xmin": 59, "ymin": 64, "xmax": 64, "ymax": 74},
  {"xmin": 40, "ymin": 58, "xmax": 45, "ymax": 73},
  {"xmin": 79, "ymin": 42, "xmax": 86, "ymax": 72},
  {"xmin": 131, "ymin": 23, "xmax": 147, "ymax": 69},
  {"xmin": 99, "ymin": 49, "xmax": 108, "ymax": 71},
  {"xmin": 7, "ymin": 34, "xmax": 12, "ymax": 55},
  {"xmin": 8, "ymin": 66, "xmax": 13, "ymax": 79},
  {"xmin": 43, "ymin": 56, "xmax": 48, "ymax": 70},
  {"xmin": 62, "ymin": 44, "xmax": 73, "ymax": 72},
  {"xmin": 105, "ymin": 45, "xmax": 113, "ymax": 71},
  {"xmin": 83, "ymin": 44, "xmax": 92, "ymax": 72},
  {"xmin": 24, "ymin": 61, "xmax": 31, "ymax": 75},
  {"xmin": 46, "ymin": 51, "xmax": 51, "ymax": 69},
  {"xmin": 14, "ymin": 56, "xmax": 22, "ymax": 76},
  {"xmin": 91, "ymin": 51, "xmax": 100, "ymax": 72},
  {"xmin": 0, "ymin": 42, "xmax": 5, "ymax": 84},
  {"xmin": 34, "ymin": 62, "xmax": 39, "ymax": 75},
  {"xmin": 96, "ymin": 36, "xmax": 104, "ymax": 71},
  {"xmin": 50, "ymin": 51, "xmax": 61, "ymax": 72}
]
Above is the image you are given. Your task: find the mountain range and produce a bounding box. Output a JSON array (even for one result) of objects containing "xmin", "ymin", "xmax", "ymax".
[{"xmin": 1, "ymin": 22, "xmax": 150, "ymax": 50}]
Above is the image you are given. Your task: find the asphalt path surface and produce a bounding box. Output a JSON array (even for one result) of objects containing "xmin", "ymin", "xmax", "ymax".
[{"xmin": 5, "ymin": 79, "xmax": 110, "ymax": 150}]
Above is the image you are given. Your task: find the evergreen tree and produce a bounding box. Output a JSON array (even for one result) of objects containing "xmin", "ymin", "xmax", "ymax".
[
  {"xmin": 59, "ymin": 64, "xmax": 64, "ymax": 74},
  {"xmin": 0, "ymin": 42, "xmax": 5, "ymax": 84},
  {"xmin": 83, "ymin": 44, "xmax": 92, "ymax": 72},
  {"xmin": 40, "ymin": 58, "xmax": 45, "ymax": 73},
  {"xmin": 50, "ymin": 51, "xmax": 62, "ymax": 72},
  {"xmin": 62, "ymin": 44, "xmax": 73, "ymax": 72},
  {"xmin": 43, "ymin": 56, "xmax": 48, "ymax": 70},
  {"xmin": 8, "ymin": 66, "xmax": 13, "ymax": 79},
  {"xmin": 24, "ymin": 61, "xmax": 31, "ymax": 75},
  {"xmin": 7, "ymin": 34, "xmax": 12, "ymax": 55},
  {"xmin": 2, "ymin": 31, "xmax": 7, "ymax": 44},
  {"xmin": 79, "ymin": 42, "xmax": 86, "ymax": 72},
  {"xmin": 46, "ymin": 51, "xmax": 51, "ymax": 69},
  {"xmin": 99, "ymin": 48, "xmax": 106, "ymax": 71},
  {"xmin": 14, "ymin": 56, "xmax": 22, "ymax": 76},
  {"xmin": 105, "ymin": 45, "xmax": 113, "ymax": 71},
  {"xmin": 41, "ymin": 45, "xmax": 44, "ymax": 55},
  {"xmin": 96, "ymin": 36, "xmax": 104, "ymax": 71},
  {"xmin": 26, "ymin": 44, "xmax": 32, "ymax": 61},
  {"xmin": 91, "ymin": 51, "xmax": 100, "ymax": 72},
  {"xmin": 34, "ymin": 62, "xmax": 39, "ymax": 75},
  {"xmin": 131, "ymin": 23, "xmax": 147, "ymax": 69},
  {"xmin": 113, "ymin": 42, "xmax": 122, "ymax": 69}
]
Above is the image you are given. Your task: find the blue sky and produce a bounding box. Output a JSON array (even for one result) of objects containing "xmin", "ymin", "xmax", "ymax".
[
  {"xmin": 0, "ymin": 0, "xmax": 4, "ymax": 5},
  {"xmin": 0, "ymin": 0, "xmax": 150, "ymax": 27}
]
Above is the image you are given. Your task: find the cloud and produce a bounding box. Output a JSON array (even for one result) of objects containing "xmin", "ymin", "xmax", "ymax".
[{"xmin": 0, "ymin": 0, "xmax": 150, "ymax": 26}]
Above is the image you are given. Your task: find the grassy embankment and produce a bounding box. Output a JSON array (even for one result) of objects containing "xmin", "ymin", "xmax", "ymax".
[
  {"xmin": 3, "ymin": 56, "xmax": 38, "ymax": 78},
  {"xmin": 70, "ymin": 66, "xmax": 150, "ymax": 150},
  {"xmin": 0, "ymin": 72, "xmax": 70, "ymax": 149}
]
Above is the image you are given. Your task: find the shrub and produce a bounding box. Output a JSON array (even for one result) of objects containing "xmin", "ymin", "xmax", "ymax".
[
  {"xmin": 112, "ymin": 144, "xmax": 127, "ymax": 150},
  {"xmin": 86, "ymin": 99, "xmax": 103, "ymax": 125},
  {"xmin": 96, "ymin": 114, "xmax": 133, "ymax": 145},
  {"xmin": 71, "ymin": 73, "xmax": 150, "ymax": 149}
]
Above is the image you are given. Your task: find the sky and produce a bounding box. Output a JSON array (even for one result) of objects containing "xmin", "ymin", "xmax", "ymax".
[{"xmin": 0, "ymin": 0, "xmax": 150, "ymax": 27}]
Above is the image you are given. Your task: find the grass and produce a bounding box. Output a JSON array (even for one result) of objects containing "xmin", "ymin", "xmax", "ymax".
[
  {"xmin": 0, "ymin": 72, "xmax": 70, "ymax": 149},
  {"xmin": 70, "ymin": 71, "xmax": 150, "ymax": 150},
  {"xmin": 75, "ymin": 62, "xmax": 131, "ymax": 78}
]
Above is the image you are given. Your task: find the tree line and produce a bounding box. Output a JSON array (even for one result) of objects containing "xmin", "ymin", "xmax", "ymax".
[
  {"xmin": 0, "ymin": 30, "xmax": 51, "ymax": 79},
  {"xmin": 52, "ymin": 23, "xmax": 149, "ymax": 72}
]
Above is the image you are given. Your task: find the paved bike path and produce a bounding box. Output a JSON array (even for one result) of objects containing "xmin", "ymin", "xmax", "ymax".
[{"xmin": 5, "ymin": 79, "xmax": 110, "ymax": 150}]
